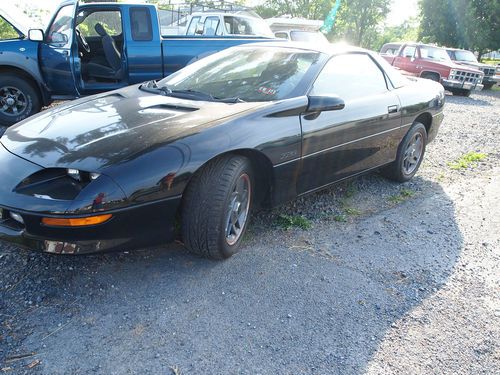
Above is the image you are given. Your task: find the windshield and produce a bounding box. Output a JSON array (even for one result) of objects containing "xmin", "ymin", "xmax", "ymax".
[
  {"xmin": 223, "ymin": 16, "xmax": 273, "ymax": 37},
  {"xmin": 157, "ymin": 47, "xmax": 321, "ymax": 102},
  {"xmin": 452, "ymin": 50, "xmax": 478, "ymax": 63},
  {"xmin": 420, "ymin": 46, "xmax": 451, "ymax": 62}
]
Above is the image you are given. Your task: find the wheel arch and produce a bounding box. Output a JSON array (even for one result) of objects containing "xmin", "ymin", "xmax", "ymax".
[
  {"xmin": 419, "ymin": 70, "xmax": 441, "ymax": 81},
  {"xmin": 0, "ymin": 65, "xmax": 50, "ymax": 106},
  {"xmin": 414, "ymin": 112, "xmax": 432, "ymax": 136},
  {"xmin": 184, "ymin": 148, "xmax": 275, "ymax": 209}
]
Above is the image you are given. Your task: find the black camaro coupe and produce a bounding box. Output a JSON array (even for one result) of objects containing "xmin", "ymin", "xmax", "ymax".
[{"xmin": 0, "ymin": 43, "xmax": 444, "ymax": 259}]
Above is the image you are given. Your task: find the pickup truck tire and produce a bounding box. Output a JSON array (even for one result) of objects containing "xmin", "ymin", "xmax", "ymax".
[
  {"xmin": 181, "ymin": 155, "xmax": 253, "ymax": 260},
  {"xmin": 450, "ymin": 88, "xmax": 471, "ymax": 97},
  {"xmin": 0, "ymin": 74, "xmax": 41, "ymax": 127},
  {"xmin": 483, "ymin": 83, "xmax": 494, "ymax": 90},
  {"xmin": 421, "ymin": 72, "xmax": 440, "ymax": 82},
  {"xmin": 381, "ymin": 122, "xmax": 427, "ymax": 183}
]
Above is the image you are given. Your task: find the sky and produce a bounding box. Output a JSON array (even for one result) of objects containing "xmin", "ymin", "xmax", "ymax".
[{"xmin": 14, "ymin": 0, "xmax": 419, "ymax": 27}]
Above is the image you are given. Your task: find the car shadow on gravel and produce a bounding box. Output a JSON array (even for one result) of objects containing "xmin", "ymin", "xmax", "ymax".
[{"xmin": 0, "ymin": 176, "xmax": 463, "ymax": 374}]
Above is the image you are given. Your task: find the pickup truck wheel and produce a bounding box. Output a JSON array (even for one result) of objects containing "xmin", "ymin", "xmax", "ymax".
[
  {"xmin": 483, "ymin": 83, "xmax": 494, "ymax": 90},
  {"xmin": 181, "ymin": 155, "xmax": 253, "ymax": 260},
  {"xmin": 421, "ymin": 72, "xmax": 440, "ymax": 82},
  {"xmin": 381, "ymin": 122, "xmax": 427, "ymax": 183},
  {"xmin": 0, "ymin": 75, "xmax": 41, "ymax": 127}
]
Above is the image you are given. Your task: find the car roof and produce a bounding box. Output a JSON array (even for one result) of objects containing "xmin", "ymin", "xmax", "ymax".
[{"xmin": 236, "ymin": 41, "xmax": 366, "ymax": 56}]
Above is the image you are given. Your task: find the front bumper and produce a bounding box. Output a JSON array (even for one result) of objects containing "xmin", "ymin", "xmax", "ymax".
[
  {"xmin": 0, "ymin": 197, "xmax": 181, "ymax": 254},
  {"xmin": 441, "ymin": 78, "xmax": 483, "ymax": 91}
]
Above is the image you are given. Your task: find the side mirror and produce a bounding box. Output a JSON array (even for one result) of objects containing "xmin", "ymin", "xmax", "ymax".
[
  {"xmin": 195, "ymin": 22, "xmax": 204, "ymax": 35},
  {"xmin": 28, "ymin": 29, "xmax": 44, "ymax": 42},
  {"xmin": 307, "ymin": 95, "xmax": 345, "ymax": 113},
  {"xmin": 50, "ymin": 32, "xmax": 68, "ymax": 44}
]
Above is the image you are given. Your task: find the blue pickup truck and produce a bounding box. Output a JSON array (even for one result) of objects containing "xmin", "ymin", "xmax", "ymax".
[{"xmin": 0, "ymin": 1, "xmax": 274, "ymax": 126}]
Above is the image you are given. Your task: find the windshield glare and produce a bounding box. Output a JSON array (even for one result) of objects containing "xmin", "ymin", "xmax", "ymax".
[
  {"xmin": 223, "ymin": 16, "xmax": 273, "ymax": 37},
  {"xmin": 159, "ymin": 47, "xmax": 321, "ymax": 102},
  {"xmin": 453, "ymin": 50, "xmax": 478, "ymax": 63},
  {"xmin": 420, "ymin": 46, "xmax": 451, "ymax": 62},
  {"xmin": 290, "ymin": 31, "xmax": 329, "ymax": 44}
]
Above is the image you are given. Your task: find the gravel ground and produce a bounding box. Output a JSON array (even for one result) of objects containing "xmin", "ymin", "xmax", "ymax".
[{"xmin": 0, "ymin": 90, "xmax": 499, "ymax": 374}]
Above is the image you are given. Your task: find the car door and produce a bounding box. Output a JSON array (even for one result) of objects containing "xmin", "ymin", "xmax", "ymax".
[
  {"xmin": 298, "ymin": 52, "xmax": 402, "ymax": 194},
  {"xmin": 39, "ymin": 2, "xmax": 79, "ymax": 98}
]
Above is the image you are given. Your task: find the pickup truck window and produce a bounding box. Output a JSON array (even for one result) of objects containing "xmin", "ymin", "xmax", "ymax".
[
  {"xmin": 79, "ymin": 10, "xmax": 122, "ymax": 37},
  {"xmin": 186, "ymin": 16, "xmax": 201, "ymax": 35},
  {"xmin": 47, "ymin": 4, "xmax": 75, "ymax": 47},
  {"xmin": 223, "ymin": 16, "xmax": 271, "ymax": 36},
  {"xmin": 0, "ymin": 16, "xmax": 20, "ymax": 40},
  {"xmin": 419, "ymin": 46, "xmax": 450, "ymax": 62},
  {"xmin": 311, "ymin": 53, "xmax": 388, "ymax": 100},
  {"xmin": 451, "ymin": 50, "xmax": 477, "ymax": 63},
  {"xmin": 203, "ymin": 16, "xmax": 220, "ymax": 36},
  {"xmin": 130, "ymin": 7, "xmax": 152, "ymax": 41},
  {"xmin": 401, "ymin": 46, "xmax": 416, "ymax": 58}
]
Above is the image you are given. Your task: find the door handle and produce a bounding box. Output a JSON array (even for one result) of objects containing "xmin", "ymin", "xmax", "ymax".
[{"xmin": 388, "ymin": 105, "xmax": 399, "ymax": 114}]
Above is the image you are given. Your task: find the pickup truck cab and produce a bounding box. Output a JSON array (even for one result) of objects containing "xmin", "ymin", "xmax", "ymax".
[
  {"xmin": 0, "ymin": 2, "xmax": 274, "ymax": 126},
  {"xmin": 445, "ymin": 48, "xmax": 499, "ymax": 90},
  {"xmin": 381, "ymin": 42, "xmax": 484, "ymax": 97},
  {"xmin": 185, "ymin": 12, "xmax": 273, "ymax": 37}
]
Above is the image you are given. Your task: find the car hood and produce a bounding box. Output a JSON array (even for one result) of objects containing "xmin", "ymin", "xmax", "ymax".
[
  {"xmin": 0, "ymin": 86, "xmax": 268, "ymax": 172},
  {"xmin": 453, "ymin": 60, "xmax": 490, "ymax": 70}
]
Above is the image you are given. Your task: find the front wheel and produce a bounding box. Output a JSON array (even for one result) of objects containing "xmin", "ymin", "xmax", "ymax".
[
  {"xmin": 0, "ymin": 74, "xmax": 41, "ymax": 126},
  {"xmin": 181, "ymin": 155, "xmax": 253, "ymax": 259},
  {"xmin": 381, "ymin": 122, "xmax": 427, "ymax": 183}
]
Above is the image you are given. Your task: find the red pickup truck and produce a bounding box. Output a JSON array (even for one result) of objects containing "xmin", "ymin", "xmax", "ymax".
[{"xmin": 380, "ymin": 42, "xmax": 484, "ymax": 97}]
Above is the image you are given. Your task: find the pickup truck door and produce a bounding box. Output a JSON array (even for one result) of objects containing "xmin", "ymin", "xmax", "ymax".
[
  {"xmin": 298, "ymin": 53, "xmax": 402, "ymax": 194},
  {"xmin": 393, "ymin": 45, "xmax": 417, "ymax": 75},
  {"xmin": 39, "ymin": 1, "xmax": 79, "ymax": 98},
  {"xmin": 123, "ymin": 5, "xmax": 163, "ymax": 84}
]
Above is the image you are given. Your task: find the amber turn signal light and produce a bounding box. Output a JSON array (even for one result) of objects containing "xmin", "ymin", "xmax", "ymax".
[{"xmin": 41, "ymin": 214, "xmax": 112, "ymax": 227}]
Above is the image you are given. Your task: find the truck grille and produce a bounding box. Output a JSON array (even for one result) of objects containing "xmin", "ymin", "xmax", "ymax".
[
  {"xmin": 450, "ymin": 70, "xmax": 483, "ymax": 84},
  {"xmin": 480, "ymin": 67, "xmax": 495, "ymax": 77}
]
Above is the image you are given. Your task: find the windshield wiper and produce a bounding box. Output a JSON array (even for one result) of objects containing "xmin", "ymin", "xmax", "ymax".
[{"xmin": 140, "ymin": 83, "xmax": 245, "ymax": 103}]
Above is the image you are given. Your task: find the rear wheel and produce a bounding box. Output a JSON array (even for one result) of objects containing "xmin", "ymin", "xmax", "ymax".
[
  {"xmin": 0, "ymin": 74, "xmax": 41, "ymax": 126},
  {"xmin": 381, "ymin": 122, "xmax": 427, "ymax": 183},
  {"xmin": 181, "ymin": 155, "xmax": 253, "ymax": 259}
]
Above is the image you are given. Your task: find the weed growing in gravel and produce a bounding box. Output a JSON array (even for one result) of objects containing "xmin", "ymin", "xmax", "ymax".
[
  {"xmin": 344, "ymin": 207, "xmax": 362, "ymax": 216},
  {"xmin": 276, "ymin": 214, "xmax": 312, "ymax": 230},
  {"xmin": 332, "ymin": 214, "xmax": 348, "ymax": 222},
  {"xmin": 344, "ymin": 183, "xmax": 358, "ymax": 198},
  {"xmin": 448, "ymin": 152, "xmax": 487, "ymax": 170},
  {"xmin": 388, "ymin": 188, "xmax": 415, "ymax": 204}
]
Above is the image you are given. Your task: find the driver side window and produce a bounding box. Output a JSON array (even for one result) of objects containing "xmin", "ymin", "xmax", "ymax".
[
  {"xmin": 46, "ymin": 4, "xmax": 75, "ymax": 47},
  {"xmin": 78, "ymin": 11, "xmax": 122, "ymax": 37}
]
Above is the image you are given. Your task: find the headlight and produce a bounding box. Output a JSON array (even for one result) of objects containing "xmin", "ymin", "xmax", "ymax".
[{"xmin": 449, "ymin": 69, "xmax": 457, "ymax": 78}]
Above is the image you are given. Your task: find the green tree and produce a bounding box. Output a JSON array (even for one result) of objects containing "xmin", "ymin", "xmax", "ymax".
[
  {"xmin": 329, "ymin": 0, "xmax": 390, "ymax": 48},
  {"xmin": 255, "ymin": 0, "xmax": 333, "ymax": 20},
  {"xmin": 419, "ymin": 0, "xmax": 499, "ymax": 58}
]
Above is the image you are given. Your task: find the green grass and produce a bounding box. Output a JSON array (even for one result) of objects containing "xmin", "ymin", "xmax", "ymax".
[
  {"xmin": 343, "ymin": 207, "xmax": 362, "ymax": 216},
  {"xmin": 276, "ymin": 214, "xmax": 312, "ymax": 230},
  {"xmin": 448, "ymin": 152, "xmax": 487, "ymax": 170},
  {"xmin": 332, "ymin": 214, "xmax": 347, "ymax": 222},
  {"xmin": 388, "ymin": 188, "xmax": 415, "ymax": 204}
]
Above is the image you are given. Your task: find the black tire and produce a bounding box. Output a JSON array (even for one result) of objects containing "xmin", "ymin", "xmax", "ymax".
[
  {"xmin": 381, "ymin": 122, "xmax": 427, "ymax": 183},
  {"xmin": 181, "ymin": 155, "xmax": 253, "ymax": 259},
  {"xmin": 483, "ymin": 83, "xmax": 494, "ymax": 90},
  {"xmin": 0, "ymin": 74, "xmax": 41, "ymax": 127},
  {"xmin": 450, "ymin": 88, "xmax": 471, "ymax": 97},
  {"xmin": 421, "ymin": 72, "xmax": 440, "ymax": 82}
]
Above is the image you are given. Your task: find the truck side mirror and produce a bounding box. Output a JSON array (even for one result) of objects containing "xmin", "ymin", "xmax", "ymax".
[
  {"xmin": 195, "ymin": 22, "xmax": 204, "ymax": 35},
  {"xmin": 28, "ymin": 29, "xmax": 44, "ymax": 42}
]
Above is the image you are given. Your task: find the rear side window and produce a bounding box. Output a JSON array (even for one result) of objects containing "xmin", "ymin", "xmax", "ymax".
[
  {"xmin": 311, "ymin": 53, "xmax": 388, "ymax": 101},
  {"xmin": 130, "ymin": 7, "xmax": 152, "ymax": 41}
]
